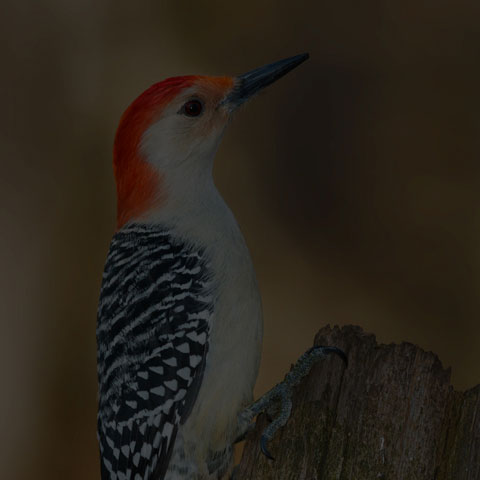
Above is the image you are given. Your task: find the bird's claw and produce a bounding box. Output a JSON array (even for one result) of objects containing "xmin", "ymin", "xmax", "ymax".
[
  {"xmin": 265, "ymin": 398, "xmax": 281, "ymax": 422},
  {"xmin": 310, "ymin": 345, "xmax": 348, "ymax": 366},
  {"xmin": 241, "ymin": 345, "xmax": 347, "ymax": 460},
  {"xmin": 261, "ymin": 345, "xmax": 347, "ymax": 459},
  {"xmin": 260, "ymin": 434, "xmax": 275, "ymax": 461}
]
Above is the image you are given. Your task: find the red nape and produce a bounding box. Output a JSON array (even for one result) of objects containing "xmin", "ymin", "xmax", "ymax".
[{"xmin": 113, "ymin": 76, "xmax": 199, "ymax": 229}]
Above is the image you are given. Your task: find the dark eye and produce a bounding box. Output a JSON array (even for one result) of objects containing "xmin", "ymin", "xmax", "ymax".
[{"xmin": 183, "ymin": 100, "xmax": 203, "ymax": 117}]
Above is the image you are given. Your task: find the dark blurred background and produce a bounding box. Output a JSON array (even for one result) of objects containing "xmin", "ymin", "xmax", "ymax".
[{"xmin": 1, "ymin": 0, "xmax": 479, "ymax": 478}]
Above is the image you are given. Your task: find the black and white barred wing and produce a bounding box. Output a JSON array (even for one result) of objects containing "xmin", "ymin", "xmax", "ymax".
[{"xmin": 97, "ymin": 225, "xmax": 213, "ymax": 480}]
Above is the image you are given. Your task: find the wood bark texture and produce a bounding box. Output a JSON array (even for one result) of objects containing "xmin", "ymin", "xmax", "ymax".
[{"xmin": 235, "ymin": 325, "xmax": 480, "ymax": 480}]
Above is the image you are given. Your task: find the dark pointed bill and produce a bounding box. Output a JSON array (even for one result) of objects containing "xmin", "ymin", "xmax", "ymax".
[{"xmin": 224, "ymin": 53, "xmax": 309, "ymax": 107}]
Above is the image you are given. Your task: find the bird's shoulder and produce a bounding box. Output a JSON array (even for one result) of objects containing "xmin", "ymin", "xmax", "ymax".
[{"xmin": 97, "ymin": 222, "xmax": 213, "ymax": 332}]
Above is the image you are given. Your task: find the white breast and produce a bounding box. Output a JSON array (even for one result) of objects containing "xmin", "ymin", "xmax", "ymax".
[{"xmin": 153, "ymin": 183, "xmax": 264, "ymax": 465}]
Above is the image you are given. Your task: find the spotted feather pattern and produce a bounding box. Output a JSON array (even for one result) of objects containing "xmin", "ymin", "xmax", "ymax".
[{"xmin": 97, "ymin": 224, "xmax": 213, "ymax": 480}]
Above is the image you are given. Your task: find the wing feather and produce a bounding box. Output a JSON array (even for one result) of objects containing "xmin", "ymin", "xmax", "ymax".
[{"xmin": 97, "ymin": 224, "xmax": 213, "ymax": 480}]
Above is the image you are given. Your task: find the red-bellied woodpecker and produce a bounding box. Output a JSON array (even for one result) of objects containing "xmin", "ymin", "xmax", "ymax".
[{"xmin": 97, "ymin": 53, "xmax": 346, "ymax": 480}]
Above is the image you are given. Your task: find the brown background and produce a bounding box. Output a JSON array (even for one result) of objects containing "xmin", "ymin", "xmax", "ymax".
[{"xmin": 1, "ymin": 1, "xmax": 479, "ymax": 478}]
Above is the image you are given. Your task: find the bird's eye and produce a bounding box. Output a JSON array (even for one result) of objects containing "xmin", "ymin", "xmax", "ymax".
[{"xmin": 182, "ymin": 100, "xmax": 203, "ymax": 117}]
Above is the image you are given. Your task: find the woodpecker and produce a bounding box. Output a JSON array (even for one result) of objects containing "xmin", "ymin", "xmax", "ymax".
[{"xmin": 97, "ymin": 53, "xmax": 345, "ymax": 480}]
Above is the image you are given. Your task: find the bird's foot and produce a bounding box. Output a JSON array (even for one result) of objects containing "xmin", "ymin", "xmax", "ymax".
[{"xmin": 238, "ymin": 345, "xmax": 347, "ymax": 460}]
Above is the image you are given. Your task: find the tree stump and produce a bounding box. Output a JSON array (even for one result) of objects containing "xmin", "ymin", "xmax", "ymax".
[{"xmin": 236, "ymin": 325, "xmax": 480, "ymax": 480}]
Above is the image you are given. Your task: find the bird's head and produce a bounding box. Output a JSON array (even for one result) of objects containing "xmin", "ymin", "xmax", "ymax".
[{"xmin": 113, "ymin": 54, "xmax": 309, "ymax": 229}]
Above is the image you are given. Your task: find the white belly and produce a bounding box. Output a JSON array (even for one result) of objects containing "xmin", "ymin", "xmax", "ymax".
[
  {"xmin": 182, "ymin": 228, "xmax": 263, "ymax": 457},
  {"xmin": 150, "ymin": 182, "xmax": 264, "ymax": 477},
  {"xmin": 167, "ymin": 223, "xmax": 262, "ymax": 479}
]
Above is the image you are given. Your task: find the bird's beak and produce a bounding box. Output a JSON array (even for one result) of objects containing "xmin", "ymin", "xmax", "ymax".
[{"xmin": 223, "ymin": 53, "xmax": 309, "ymax": 108}]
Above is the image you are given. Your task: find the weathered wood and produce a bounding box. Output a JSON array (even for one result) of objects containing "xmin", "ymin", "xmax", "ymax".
[{"xmin": 236, "ymin": 325, "xmax": 480, "ymax": 480}]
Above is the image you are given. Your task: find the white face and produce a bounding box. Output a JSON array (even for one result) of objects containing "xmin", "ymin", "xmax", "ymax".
[
  {"xmin": 141, "ymin": 79, "xmax": 234, "ymax": 176},
  {"xmin": 137, "ymin": 77, "xmax": 236, "ymax": 223}
]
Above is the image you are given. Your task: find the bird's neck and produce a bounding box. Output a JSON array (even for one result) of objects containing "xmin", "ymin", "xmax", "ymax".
[{"xmin": 142, "ymin": 166, "xmax": 241, "ymax": 248}]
